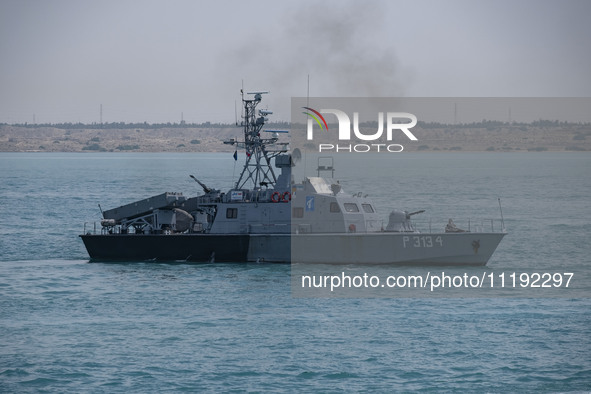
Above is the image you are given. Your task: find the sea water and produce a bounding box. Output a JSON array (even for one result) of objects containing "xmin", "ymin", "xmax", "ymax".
[{"xmin": 0, "ymin": 152, "xmax": 590, "ymax": 392}]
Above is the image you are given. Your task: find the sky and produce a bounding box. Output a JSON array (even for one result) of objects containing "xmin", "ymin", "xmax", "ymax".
[{"xmin": 1, "ymin": 0, "xmax": 590, "ymax": 124}]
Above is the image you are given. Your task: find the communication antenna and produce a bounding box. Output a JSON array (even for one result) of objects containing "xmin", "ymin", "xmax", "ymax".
[
  {"xmin": 240, "ymin": 80, "xmax": 245, "ymax": 124},
  {"xmin": 307, "ymin": 74, "xmax": 310, "ymax": 108},
  {"xmin": 498, "ymin": 197, "xmax": 506, "ymax": 231},
  {"xmin": 304, "ymin": 74, "xmax": 310, "ymax": 177}
]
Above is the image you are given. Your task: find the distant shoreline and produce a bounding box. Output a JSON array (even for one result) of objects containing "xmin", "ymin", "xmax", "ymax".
[{"xmin": 1, "ymin": 123, "xmax": 589, "ymax": 153}]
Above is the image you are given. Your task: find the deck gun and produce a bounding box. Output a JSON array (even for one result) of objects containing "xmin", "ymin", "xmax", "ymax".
[
  {"xmin": 190, "ymin": 175, "xmax": 212, "ymax": 193},
  {"xmin": 407, "ymin": 210, "xmax": 425, "ymax": 219}
]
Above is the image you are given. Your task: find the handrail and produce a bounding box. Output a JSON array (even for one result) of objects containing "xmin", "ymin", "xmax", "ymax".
[
  {"xmin": 412, "ymin": 218, "xmax": 505, "ymax": 233},
  {"xmin": 83, "ymin": 218, "xmax": 506, "ymax": 235}
]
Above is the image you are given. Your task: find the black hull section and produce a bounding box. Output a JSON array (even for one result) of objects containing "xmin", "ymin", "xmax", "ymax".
[{"xmin": 80, "ymin": 234, "xmax": 250, "ymax": 262}]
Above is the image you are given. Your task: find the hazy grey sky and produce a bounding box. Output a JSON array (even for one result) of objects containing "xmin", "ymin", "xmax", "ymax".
[{"xmin": 1, "ymin": 0, "xmax": 589, "ymax": 124}]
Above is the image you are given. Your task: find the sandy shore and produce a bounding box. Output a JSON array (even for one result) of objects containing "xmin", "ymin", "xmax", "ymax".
[{"xmin": 1, "ymin": 123, "xmax": 589, "ymax": 152}]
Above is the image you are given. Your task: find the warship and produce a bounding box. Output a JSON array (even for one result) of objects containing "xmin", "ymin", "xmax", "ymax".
[{"xmin": 80, "ymin": 91, "xmax": 506, "ymax": 265}]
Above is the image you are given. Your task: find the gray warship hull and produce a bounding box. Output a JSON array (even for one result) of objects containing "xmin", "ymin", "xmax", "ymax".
[
  {"xmin": 80, "ymin": 231, "xmax": 504, "ymax": 266},
  {"xmin": 80, "ymin": 233, "xmax": 251, "ymax": 262},
  {"xmin": 290, "ymin": 232, "xmax": 505, "ymax": 266}
]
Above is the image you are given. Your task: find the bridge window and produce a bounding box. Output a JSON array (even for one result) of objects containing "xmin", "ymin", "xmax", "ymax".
[
  {"xmin": 362, "ymin": 203, "xmax": 375, "ymax": 213},
  {"xmin": 344, "ymin": 203, "xmax": 359, "ymax": 213},
  {"xmin": 226, "ymin": 208, "xmax": 238, "ymax": 219},
  {"xmin": 330, "ymin": 202, "xmax": 340, "ymax": 213}
]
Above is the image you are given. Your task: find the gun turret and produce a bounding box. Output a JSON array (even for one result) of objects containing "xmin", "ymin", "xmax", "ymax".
[{"xmin": 190, "ymin": 175, "xmax": 212, "ymax": 193}]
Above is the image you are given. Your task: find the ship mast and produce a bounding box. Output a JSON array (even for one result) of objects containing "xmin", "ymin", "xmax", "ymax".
[{"xmin": 228, "ymin": 91, "xmax": 287, "ymax": 190}]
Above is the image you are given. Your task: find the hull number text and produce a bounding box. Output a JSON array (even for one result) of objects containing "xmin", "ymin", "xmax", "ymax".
[{"xmin": 402, "ymin": 235, "xmax": 443, "ymax": 248}]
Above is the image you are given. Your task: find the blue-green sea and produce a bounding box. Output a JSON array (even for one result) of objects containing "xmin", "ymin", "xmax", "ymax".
[{"xmin": 1, "ymin": 152, "xmax": 590, "ymax": 392}]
